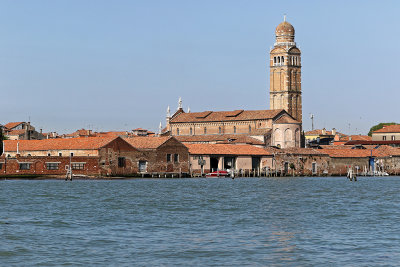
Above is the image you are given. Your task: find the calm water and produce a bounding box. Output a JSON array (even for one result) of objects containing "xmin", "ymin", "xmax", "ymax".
[{"xmin": 1, "ymin": 177, "xmax": 400, "ymax": 266}]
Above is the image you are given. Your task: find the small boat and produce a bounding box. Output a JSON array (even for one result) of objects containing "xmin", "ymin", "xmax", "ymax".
[{"xmin": 206, "ymin": 170, "xmax": 229, "ymax": 178}]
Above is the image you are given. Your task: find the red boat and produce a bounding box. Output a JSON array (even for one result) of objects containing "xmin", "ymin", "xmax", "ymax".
[{"xmin": 205, "ymin": 170, "xmax": 230, "ymax": 178}]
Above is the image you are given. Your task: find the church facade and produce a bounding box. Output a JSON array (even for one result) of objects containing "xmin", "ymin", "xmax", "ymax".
[{"xmin": 165, "ymin": 18, "xmax": 302, "ymax": 149}]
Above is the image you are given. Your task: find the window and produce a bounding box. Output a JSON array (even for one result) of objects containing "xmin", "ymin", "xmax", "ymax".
[
  {"xmin": 19, "ymin": 163, "xmax": 31, "ymax": 170},
  {"xmin": 167, "ymin": 154, "xmax": 172, "ymax": 162},
  {"xmin": 59, "ymin": 153, "xmax": 62, "ymax": 157},
  {"xmin": 139, "ymin": 161, "xmax": 147, "ymax": 172},
  {"xmin": 204, "ymin": 127, "xmax": 207, "ymax": 134},
  {"xmin": 174, "ymin": 154, "xmax": 179, "ymax": 163},
  {"xmin": 118, "ymin": 157, "xmax": 126, "ymax": 168},
  {"xmin": 71, "ymin": 163, "xmax": 85, "ymax": 170},
  {"xmin": 249, "ymin": 125, "xmax": 252, "ymax": 133},
  {"xmin": 47, "ymin": 153, "xmax": 51, "ymax": 156},
  {"xmin": 219, "ymin": 127, "xmax": 222, "ymax": 134},
  {"xmin": 27, "ymin": 154, "xmax": 31, "ymax": 157},
  {"xmin": 383, "ymin": 136, "xmax": 386, "ymax": 141},
  {"xmin": 46, "ymin": 163, "xmax": 59, "ymax": 170},
  {"xmin": 70, "ymin": 153, "xmax": 74, "ymax": 157},
  {"xmin": 0, "ymin": 163, "xmax": 2, "ymax": 170},
  {"xmin": 392, "ymin": 136, "xmax": 396, "ymax": 141},
  {"xmin": 273, "ymin": 57, "xmax": 276, "ymax": 64},
  {"xmin": 190, "ymin": 128, "xmax": 192, "ymax": 135},
  {"xmin": 233, "ymin": 126, "xmax": 236, "ymax": 134},
  {"xmin": 281, "ymin": 56, "xmax": 284, "ymax": 63},
  {"xmin": 312, "ymin": 162, "xmax": 317, "ymax": 174},
  {"xmin": 177, "ymin": 128, "xmax": 180, "ymax": 136}
]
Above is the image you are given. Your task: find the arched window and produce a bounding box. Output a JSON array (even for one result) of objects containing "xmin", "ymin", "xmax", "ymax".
[
  {"xmin": 233, "ymin": 126, "xmax": 236, "ymax": 134},
  {"xmin": 177, "ymin": 128, "xmax": 180, "ymax": 136},
  {"xmin": 218, "ymin": 126, "xmax": 222, "ymax": 134},
  {"xmin": 273, "ymin": 57, "xmax": 276, "ymax": 65},
  {"xmin": 190, "ymin": 127, "xmax": 192, "ymax": 135},
  {"xmin": 281, "ymin": 56, "xmax": 284, "ymax": 63},
  {"xmin": 204, "ymin": 127, "xmax": 207, "ymax": 135},
  {"xmin": 249, "ymin": 125, "xmax": 252, "ymax": 133},
  {"xmin": 278, "ymin": 56, "xmax": 280, "ymax": 64},
  {"xmin": 291, "ymin": 56, "xmax": 293, "ymax": 65}
]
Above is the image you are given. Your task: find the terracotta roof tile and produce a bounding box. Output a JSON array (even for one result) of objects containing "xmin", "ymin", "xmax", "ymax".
[
  {"xmin": 4, "ymin": 122, "xmax": 24, "ymax": 130},
  {"xmin": 373, "ymin": 125, "xmax": 400, "ymax": 133},
  {"xmin": 170, "ymin": 109, "xmax": 285, "ymax": 123},
  {"xmin": 274, "ymin": 115, "xmax": 299, "ymax": 124},
  {"xmin": 124, "ymin": 136, "xmax": 171, "ymax": 149},
  {"xmin": 6, "ymin": 129, "xmax": 26, "ymax": 136},
  {"xmin": 4, "ymin": 137, "xmax": 116, "ymax": 152},
  {"xmin": 186, "ymin": 144, "xmax": 271, "ymax": 156},
  {"xmin": 175, "ymin": 134, "xmax": 265, "ymax": 145}
]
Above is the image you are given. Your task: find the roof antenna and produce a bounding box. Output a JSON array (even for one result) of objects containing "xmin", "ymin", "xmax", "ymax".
[{"xmin": 284, "ymin": 14, "xmax": 287, "ymax": 22}]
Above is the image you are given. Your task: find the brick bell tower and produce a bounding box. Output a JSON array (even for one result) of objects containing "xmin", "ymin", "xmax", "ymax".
[{"xmin": 269, "ymin": 16, "xmax": 302, "ymax": 122}]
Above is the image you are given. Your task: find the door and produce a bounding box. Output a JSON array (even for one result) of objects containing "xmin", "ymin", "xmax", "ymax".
[
  {"xmin": 252, "ymin": 157, "xmax": 261, "ymax": 172},
  {"xmin": 210, "ymin": 157, "xmax": 219, "ymax": 172}
]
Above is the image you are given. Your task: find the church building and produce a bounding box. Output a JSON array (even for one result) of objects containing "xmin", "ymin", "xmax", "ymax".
[{"xmin": 164, "ymin": 18, "xmax": 303, "ymax": 149}]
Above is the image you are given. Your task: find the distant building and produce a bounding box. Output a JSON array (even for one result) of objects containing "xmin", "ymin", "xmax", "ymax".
[
  {"xmin": 372, "ymin": 125, "xmax": 400, "ymax": 141},
  {"xmin": 3, "ymin": 122, "xmax": 44, "ymax": 140}
]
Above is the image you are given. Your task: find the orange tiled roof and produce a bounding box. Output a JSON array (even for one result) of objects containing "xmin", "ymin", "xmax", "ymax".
[
  {"xmin": 4, "ymin": 122, "xmax": 24, "ymax": 130},
  {"xmin": 124, "ymin": 136, "xmax": 171, "ymax": 149},
  {"xmin": 5, "ymin": 129, "xmax": 26, "ymax": 136},
  {"xmin": 305, "ymin": 129, "xmax": 336, "ymax": 136},
  {"xmin": 322, "ymin": 147, "xmax": 394, "ymax": 158},
  {"xmin": 4, "ymin": 137, "xmax": 116, "ymax": 152},
  {"xmin": 373, "ymin": 125, "xmax": 400, "ymax": 133},
  {"xmin": 175, "ymin": 134, "xmax": 265, "ymax": 145},
  {"xmin": 170, "ymin": 109, "xmax": 285, "ymax": 123},
  {"xmin": 274, "ymin": 115, "xmax": 299, "ymax": 124},
  {"xmin": 186, "ymin": 144, "xmax": 271, "ymax": 156},
  {"xmin": 338, "ymin": 135, "xmax": 371, "ymax": 142}
]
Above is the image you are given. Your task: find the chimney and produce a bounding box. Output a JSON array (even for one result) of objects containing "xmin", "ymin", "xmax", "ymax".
[
  {"xmin": 332, "ymin": 128, "xmax": 336, "ymax": 136},
  {"xmin": 322, "ymin": 128, "xmax": 326, "ymax": 135}
]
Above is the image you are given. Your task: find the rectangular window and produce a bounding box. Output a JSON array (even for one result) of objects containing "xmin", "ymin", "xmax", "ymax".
[
  {"xmin": 167, "ymin": 154, "xmax": 171, "ymax": 162},
  {"xmin": 71, "ymin": 163, "xmax": 85, "ymax": 170},
  {"xmin": 46, "ymin": 163, "xmax": 59, "ymax": 170},
  {"xmin": 312, "ymin": 162, "xmax": 317, "ymax": 174},
  {"xmin": 19, "ymin": 163, "xmax": 31, "ymax": 170},
  {"xmin": 118, "ymin": 157, "xmax": 126, "ymax": 168},
  {"xmin": 383, "ymin": 136, "xmax": 386, "ymax": 141},
  {"xmin": 174, "ymin": 154, "xmax": 179, "ymax": 163},
  {"xmin": 0, "ymin": 163, "xmax": 3, "ymax": 170}
]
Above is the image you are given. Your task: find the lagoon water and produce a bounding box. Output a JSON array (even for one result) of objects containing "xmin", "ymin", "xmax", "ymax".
[{"xmin": 1, "ymin": 177, "xmax": 400, "ymax": 266}]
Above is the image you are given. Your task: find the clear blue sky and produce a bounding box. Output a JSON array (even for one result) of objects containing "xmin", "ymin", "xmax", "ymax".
[{"xmin": 1, "ymin": 0, "xmax": 399, "ymax": 134}]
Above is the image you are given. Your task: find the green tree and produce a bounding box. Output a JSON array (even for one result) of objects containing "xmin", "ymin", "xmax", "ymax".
[{"xmin": 368, "ymin": 122, "xmax": 398, "ymax": 136}]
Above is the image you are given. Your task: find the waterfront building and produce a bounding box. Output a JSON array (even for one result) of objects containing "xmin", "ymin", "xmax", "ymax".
[
  {"xmin": 1, "ymin": 136, "xmax": 190, "ymax": 176},
  {"xmin": 186, "ymin": 143, "xmax": 273, "ymax": 174}
]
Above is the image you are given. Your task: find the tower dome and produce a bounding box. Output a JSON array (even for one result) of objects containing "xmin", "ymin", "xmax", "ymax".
[
  {"xmin": 275, "ymin": 17, "xmax": 295, "ymax": 44},
  {"xmin": 275, "ymin": 21, "xmax": 295, "ymax": 36}
]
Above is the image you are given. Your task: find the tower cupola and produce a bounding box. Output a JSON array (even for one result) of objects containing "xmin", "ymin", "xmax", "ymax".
[{"xmin": 275, "ymin": 16, "xmax": 295, "ymax": 45}]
